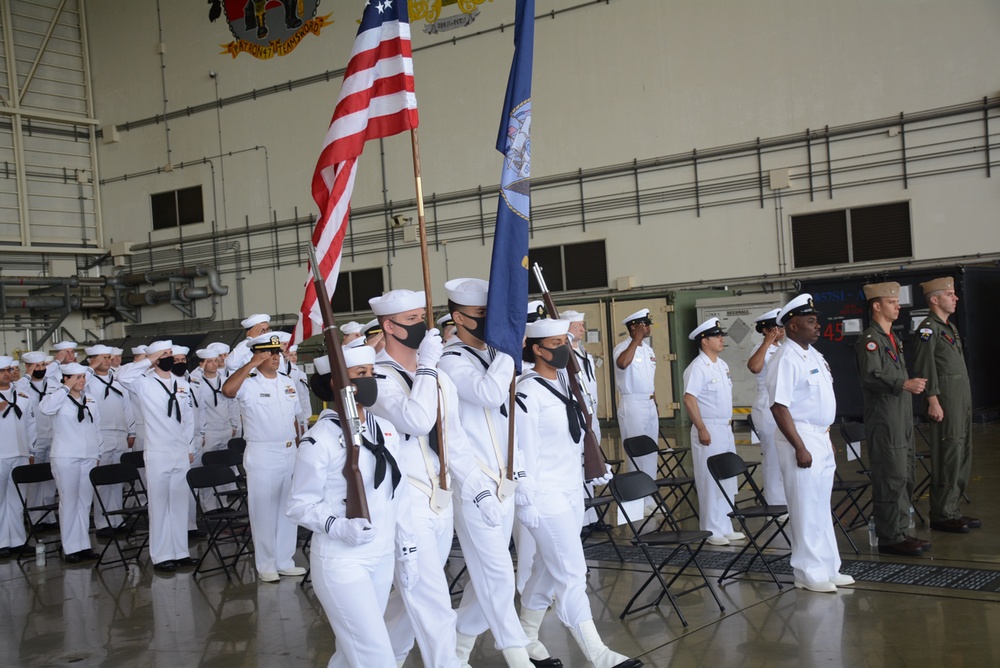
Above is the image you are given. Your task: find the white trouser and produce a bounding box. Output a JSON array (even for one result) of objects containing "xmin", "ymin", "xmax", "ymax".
[
  {"xmin": 194, "ymin": 428, "xmax": 235, "ymax": 511},
  {"xmin": 776, "ymin": 424, "xmax": 841, "ymax": 584},
  {"xmin": 144, "ymin": 449, "xmax": 192, "ymax": 564},
  {"xmin": 314, "ymin": 551, "xmax": 397, "ymax": 668},
  {"xmin": 582, "ymin": 419, "xmax": 602, "ymax": 525},
  {"xmin": 454, "ymin": 493, "xmax": 530, "ymax": 650},
  {"xmin": 0, "ymin": 456, "xmax": 28, "ymax": 550},
  {"xmin": 244, "ymin": 442, "xmax": 299, "ymax": 574},
  {"xmin": 690, "ymin": 421, "xmax": 738, "ymax": 538},
  {"xmin": 384, "ymin": 505, "xmax": 460, "ymax": 667},
  {"xmin": 50, "ymin": 456, "xmax": 96, "ymax": 555},
  {"xmin": 514, "ymin": 516, "xmax": 535, "ymax": 595},
  {"xmin": 751, "ymin": 405, "xmax": 786, "ymax": 506},
  {"xmin": 27, "ymin": 441, "xmax": 57, "ymax": 524},
  {"xmin": 522, "ymin": 491, "xmax": 592, "ymax": 628},
  {"xmin": 619, "ymin": 394, "xmax": 658, "ymax": 506},
  {"xmin": 94, "ymin": 430, "xmax": 128, "ymax": 530}
]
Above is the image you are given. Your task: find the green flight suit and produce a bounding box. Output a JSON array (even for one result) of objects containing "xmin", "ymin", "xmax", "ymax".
[
  {"xmin": 911, "ymin": 312, "xmax": 972, "ymax": 522},
  {"xmin": 855, "ymin": 325, "xmax": 914, "ymax": 544}
]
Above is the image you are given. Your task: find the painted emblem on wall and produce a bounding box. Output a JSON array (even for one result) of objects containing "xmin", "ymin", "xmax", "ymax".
[
  {"xmin": 209, "ymin": 0, "xmax": 333, "ymax": 59},
  {"xmin": 410, "ymin": 0, "xmax": 492, "ymax": 34}
]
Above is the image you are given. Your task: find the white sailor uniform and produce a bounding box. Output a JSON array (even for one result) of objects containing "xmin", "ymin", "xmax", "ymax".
[
  {"xmin": 612, "ymin": 338, "xmax": 658, "ymax": 494},
  {"xmin": 86, "ymin": 370, "xmax": 134, "ymax": 530},
  {"xmin": 40, "ymin": 386, "xmax": 102, "ymax": 555},
  {"xmin": 190, "ymin": 372, "xmax": 239, "ymax": 510},
  {"xmin": 750, "ymin": 341, "xmax": 786, "ymax": 505},
  {"xmin": 438, "ymin": 343, "xmax": 535, "ymax": 660},
  {"xmin": 765, "ymin": 342, "xmax": 841, "ymax": 584},
  {"xmin": 118, "ymin": 360, "xmax": 147, "ymax": 451},
  {"xmin": 371, "ymin": 351, "xmax": 466, "ymax": 668},
  {"xmin": 0, "ymin": 383, "xmax": 32, "ymax": 551},
  {"xmin": 287, "ymin": 409, "xmax": 415, "ymax": 668},
  {"xmin": 572, "ymin": 342, "xmax": 602, "ymax": 525},
  {"xmin": 233, "ymin": 369, "xmax": 308, "ymax": 576},
  {"xmin": 115, "ymin": 360, "xmax": 197, "ymax": 565},
  {"xmin": 683, "ymin": 350, "xmax": 739, "ymax": 539},
  {"xmin": 22, "ymin": 377, "xmax": 57, "ymax": 522}
]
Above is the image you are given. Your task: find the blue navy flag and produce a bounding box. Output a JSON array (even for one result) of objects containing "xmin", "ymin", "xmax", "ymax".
[{"xmin": 485, "ymin": 0, "xmax": 535, "ymax": 373}]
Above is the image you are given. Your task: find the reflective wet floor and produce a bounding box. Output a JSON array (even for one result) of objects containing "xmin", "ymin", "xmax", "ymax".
[{"xmin": 2, "ymin": 422, "xmax": 997, "ymax": 667}]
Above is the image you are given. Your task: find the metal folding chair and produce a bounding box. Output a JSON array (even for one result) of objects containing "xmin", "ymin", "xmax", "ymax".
[
  {"xmin": 707, "ymin": 452, "xmax": 791, "ymax": 589},
  {"xmin": 11, "ymin": 463, "xmax": 61, "ymax": 560},
  {"xmin": 187, "ymin": 464, "xmax": 254, "ymax": 580},
  {"xmin": 609, "ymin": 471, "xmax": 724, "ymax": 626},
  {"xmin": 89, "ymin": 463, "xmax": 150, "ymax": 569},
  {"xmin": 581, "ymin": 484, "xmax": 624, "ymax": 562},
  {"xmin": 623, "ymin": 435, "xmax": 698, "ymax": 526},
  {"xmin": 201, "ymin": 449, "xmax": 248, "ymax": 510}
]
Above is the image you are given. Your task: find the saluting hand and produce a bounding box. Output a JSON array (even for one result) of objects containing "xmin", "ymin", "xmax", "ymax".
[
  {"xmin": 631, "ymin": 323, "xmax": 650, "ymax": 343},
  {"xmin": 250, "ymin": 351, "xmax": 272, "ymax": 368}
]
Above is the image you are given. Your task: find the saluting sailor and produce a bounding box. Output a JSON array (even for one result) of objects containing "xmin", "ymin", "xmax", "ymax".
[
  {"xmin": 287, "ymin": 348, "xmax": 418, "ymax": 668},
  {"xmin": 340, "ymin": 320, "xmax": 365, "ymax": 345},
  {"xmin": 120, "ymin": 346, "xmax": 149, "ymax": 451},
  {"xmin": 364, "ymin": 288, "xmax": 466, "ymax": 668},
  {"xmin": 438, "ymin": 278, "xmax": 550, "ymax": 668},
  {"xmin": 225, "ymin": 313, "xmax": 272, "ymax": 374},
  {"xmin": 516, "ymin": 319, "xmax": 639, "ymax": 668},
  {"xmin": 45, "ymin": 340, "xmax": 78, "ymax": 381},
  {"xmin": 191, "ymin": 348, "xmax": 239, "ymax": 511},
  {"xmin": 223, "ymin": 333, "xmax": 309, "ymax": 582},
  {"xmin": 363, "ymin": 318, "xmax": 386, "ymax": 354},
  {"xmin": 20, "ymin": 351, "xmax": 58, "ymax": 526},
  {"xmin": 0, "ymin": 355, "xmax": 32, "ymax": 559},
  {"xmin": 613, "ymin": 309, "xmax": 659, "ymax": 511},
  {"xmin": 40, "ymin": 362, "xmax": 101, "ymax": 563},
  {"xmin": 437, "ymin": 313, "xmax": 458, "ymax": 343},
  {"xmin": 115, "ymin": 340, "xmax": 199, "ymax": 572},
  {"xmin": 766, "ymin": 295, "xmax": 854, "ymax": 593},
  {"xmin": 683, "ymin": 318, "xmax": 744, "ymax": 546},
  {"xmin": 84, "ymin": 344, "xmax": 135, "ymax": 538},
  {"xmin": 747, "ymin": 309, "xmax": 787, "ymax": 506}
]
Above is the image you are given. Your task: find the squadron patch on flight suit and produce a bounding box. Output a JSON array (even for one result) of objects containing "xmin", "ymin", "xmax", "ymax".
[
  {"xmin": 919, "ymin": 328, "xmax": 933, "ymax": 341},
  {"xmin": 866, "ymin": 341, "xmax": 878, "ymax": 351}
]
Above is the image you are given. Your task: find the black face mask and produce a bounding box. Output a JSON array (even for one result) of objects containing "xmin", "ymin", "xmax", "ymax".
[
  {"xmin": 388, "ymin": 320, "xmax": 427, "ymax": 350},
  {"xmin": 539, "ymin": 344, "xmax": 570, "ymax": 370},
  {"xmin": 352, "ymin": 376, "xmax": 378, "ymax": 407},
  {"xmin": 171, "ymin": 362, "xmax": 187, "ymax": 377},
  {"xmin": 156, "ymin": 357, "xmax": 175, "ymax": 372},
  {"xmin": 31, "ymin": 369, "xmax": 46, "ymax": 380},
  {"xmin": 460, "ymin": 313, "xmax": 486, "ymax": 341}
]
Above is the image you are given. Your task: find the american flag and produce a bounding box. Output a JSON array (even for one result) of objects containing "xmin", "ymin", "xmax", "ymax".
[{"xmin": 294, "ymin": 0, "xmax": 419, "ymax": 343}]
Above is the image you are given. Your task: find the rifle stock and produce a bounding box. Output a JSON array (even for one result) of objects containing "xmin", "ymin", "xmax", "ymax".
[
  {"xmin": 531, "ymin": 263, "xmax": 607, "ymax": 481},
  {"xmin": 308, "ymin": 246, "xmax": 370, "ymax": 521}
]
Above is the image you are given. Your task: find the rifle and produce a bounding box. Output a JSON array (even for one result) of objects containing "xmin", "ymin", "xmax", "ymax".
[
  {"xmin": 532, "ymin": 262, "xmax": 607, "ymax": 481},
  {"xmin": 308, "ymin": 245, "xmax": 370, "ymax": 521}
]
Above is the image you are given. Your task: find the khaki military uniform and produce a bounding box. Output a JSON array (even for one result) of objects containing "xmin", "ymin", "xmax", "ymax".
[
  {"xmin": 911, "ymin": 313, "xmax": 972, "ymax": 522},
  {"xmin": 855, "ymin": 325, "xmax": 914, "ymax": 543}
]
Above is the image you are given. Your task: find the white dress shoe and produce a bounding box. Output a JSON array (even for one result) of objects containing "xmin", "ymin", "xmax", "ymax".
[
  {"xmin": 259, "ymin": 571, "xmax": 280, "ymax": 583},
  {"xmin": 724, "ymin": 532, "xmax": 746, "ymax": 541},
  {"xmin": 278, "ymin": 567, "xmax": 307, "ymax": 577},
  {"xmin": 706, "ymin": 536, "xmax": 730, "ymax": 546},
  {"xmin": 794, "ymin": 580, "xmax": 837, "ymax": 593},
  {"xmin": 829, "ymin": 573, "xmax": 855, "ymax": 586}
]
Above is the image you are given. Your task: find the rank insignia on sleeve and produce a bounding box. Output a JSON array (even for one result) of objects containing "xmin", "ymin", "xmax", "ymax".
[
  {"xmin": 865, "ymin": 341, "xmax": 878, "ymax": 351},
  {"xmin": 919, "ymin": 328, "xmax": 933, "ymax": 341}
]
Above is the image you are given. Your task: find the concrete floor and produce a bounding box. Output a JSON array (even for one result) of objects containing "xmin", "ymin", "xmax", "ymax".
[{"xmin": 2, "ymin": 421, "xmax": 997, "ymax": 667}]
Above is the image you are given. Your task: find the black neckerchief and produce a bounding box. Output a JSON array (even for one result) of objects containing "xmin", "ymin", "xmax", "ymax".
[
  {"xmin": 204, "ymin": 376, "xmax": 223, "ymax": 406},
  {"xmin": 1, "ymin": 389, "xmax": 22, "ymax": 419},
  {"xmin": 28, "ymin": 380, "xmax": 47, "ymax": 401},
  {"xmin": 67, "ymin": 393, "xmax": 93, "ymax": 423},
  {"xmin": 155, "ymin": 377, "xmax": 182, "ymax": 423},
  {"xmin": 573, "ymin": 346, "xmax": 594, "ymax": 382},
  {"xmin": 377, "ymin": 361, "xmax": 440, "ymax": 455},
  {"xmin": 93, "ymin": 373, "xmax": 123, "ymax": 399},
  {"xmin": 532, "ymin": 375, "xmax": 585, "ymax": 443},
  {"xmin": 328, "ymin": 412, "xmax": 401, "ymax": 496}
]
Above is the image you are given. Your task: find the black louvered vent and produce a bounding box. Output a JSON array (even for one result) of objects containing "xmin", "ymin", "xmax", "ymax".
[
  {"xmin": 850, "ymin": 202, "xmax": 912, "ymax": 262},
  {"xmin": 792, "ymin": 210, "xmax": 849, "ymax": 268}
]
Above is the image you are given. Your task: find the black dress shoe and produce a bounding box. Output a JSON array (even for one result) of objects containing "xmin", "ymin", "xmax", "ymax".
[
  {"xmin": 79, "ymin": 549, "xmax": 100, "ymax": 561},
  {"xmin": 154, "ymin": 560, "xmax": 177, "ymax": 572},
  {"xmin": 64, "ymin": 552, "xmax": 83, "ymax": 563},
  {"xmin": 960, "ymin": 516, "xmax": 982, "ymax": 529},
  {"xmin": 174, "ymin": 557, "xmax": 201, "ymax": 567},
  {"xmin": 188, "ymin": 529, "xmax": 208, "ymax": 540},
  {"xmin": 878, "ymin": 540, "xmax": 923, "ymax": 557},
  {"xmin": 908, "ymin": 536, "xmax": 932, "ymax": 550},
  {"xmin": 96, "ymin": 528, "xmax": 114, "ymax": 539},
  {"xmin": 530, "ymin": 658, "xmax": 563, "ymax": 667},
  {"xmin": 930, "ymin": 519, "xmax": 970, "ymax": 533},
  {"xmin": 613, "ymin": 660, "xmax": 644, "ymax": 668},
  {"xmin": 0, "ymin": 547, "xmax": 10, "ymax": 559}
]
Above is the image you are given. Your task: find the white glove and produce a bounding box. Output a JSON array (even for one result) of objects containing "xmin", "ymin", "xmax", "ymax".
[
  {"xmin": 475, "ymin": 492, "xmax": 505, "ymax": 528},
  {"xmin": 329, "ymin": 517, "xmax": 375, "ymax": 546},
  {"xmin": 417, "ymin": 328, "xmax": 443, "ymax": 368},
  {"xmin": 588, "ymin": 464, "xmax": 614, "ymax": 486},
  {"xmin": 398, "ymin": 546, "xmax": 420, "ymax": 591},
  {"xmin": 516, "ymin": 502, "xmax": 540, "ymax": 529},
  {"xmin": 514, "ymin": 476, "xmax": 534, "ymax": 507}
]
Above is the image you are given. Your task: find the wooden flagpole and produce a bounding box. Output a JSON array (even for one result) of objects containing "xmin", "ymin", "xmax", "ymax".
[{"xmin": 410, "ymin": 128, "xmax": 448, "ymax": 491}]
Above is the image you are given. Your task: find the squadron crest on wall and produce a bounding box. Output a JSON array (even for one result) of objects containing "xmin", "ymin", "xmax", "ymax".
[{"xmin": 208, "ymin": 0, "xmax": 333, "ymax": 59}]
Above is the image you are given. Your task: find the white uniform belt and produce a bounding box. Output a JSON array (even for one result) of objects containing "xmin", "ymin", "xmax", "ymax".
[
  {"xmin": 794, "ymin": 421, "xmax": 831, "ymax": 434},
  {"xmin": 702, "ymin": 418, "xmax": 732, "ymax": 426},
  {"xmin": 246, "ymin": 439, "xmax": 296, "ymax": 450},
  {"xmin": 620, "ymin": 392, "xmax": 654, "ymax": 399}
]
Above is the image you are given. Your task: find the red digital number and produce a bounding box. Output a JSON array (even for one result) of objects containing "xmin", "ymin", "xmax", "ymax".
[{"xmin": 823, "ymin": 323, "xmax": 844, "ymax": 342}]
